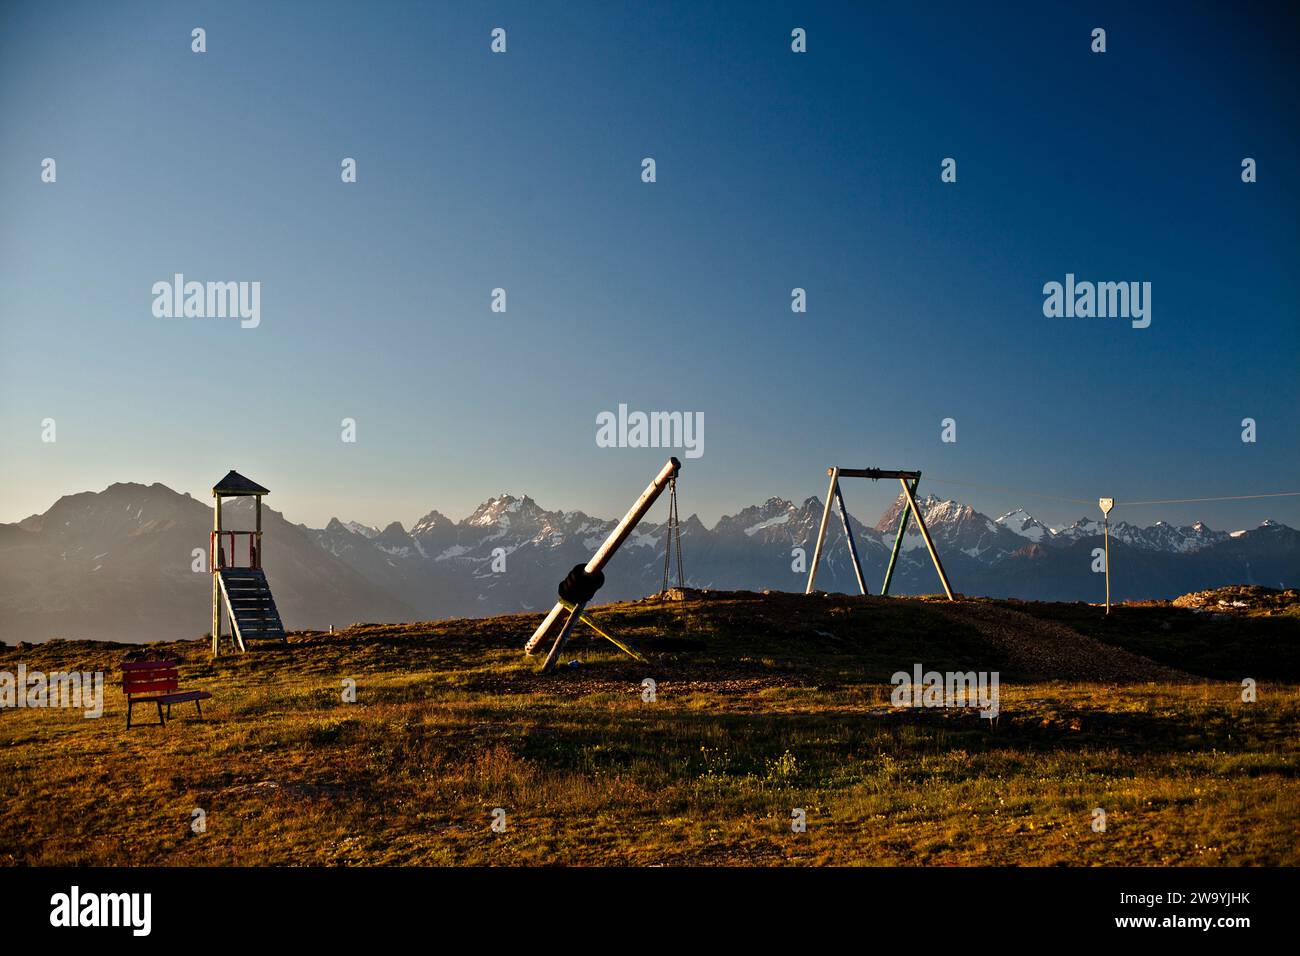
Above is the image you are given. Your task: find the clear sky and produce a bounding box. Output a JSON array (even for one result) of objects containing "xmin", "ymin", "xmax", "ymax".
[{"xmin": 2, "ymin": 1, "xmax": 1297, "ymax": 533}]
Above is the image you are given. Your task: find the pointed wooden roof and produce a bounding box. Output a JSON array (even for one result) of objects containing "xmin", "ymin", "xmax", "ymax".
[{"xmin": 213, "ymin": 470, "xmax": 270, "ymax": 497}]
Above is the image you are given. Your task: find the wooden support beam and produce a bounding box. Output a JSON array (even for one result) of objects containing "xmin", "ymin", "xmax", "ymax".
[
  {"xmin": 833, "ymin": 480, "xmax": 868, "ymax": 595},
  {"xmin": 540, "ymin": 600, "xmax": 586, "ymax": 673},
  {"xmin": 881, "ymin": 480, "xmax": 914, "ymax": 596},
  {"xmin": 804, "ymin": 469, "xmax": 839, "ymax": 594},
  {"xmin": 218, "ymin": 575, "xmax": 248, "ymax": 653},
  {"xmin": 211, "ymin": 576, "xmax": 220, "ymax": 657},
  {"xmin": 898, "ymin": 477, "xmax": 955, "ymax": 600},
  {"xmin": 212, "ymin": 494, "xmax": 222, "ymax": 656},
  {"xmin": 834, "ymin": 467, "xmax": 921, "ymax": 481}
]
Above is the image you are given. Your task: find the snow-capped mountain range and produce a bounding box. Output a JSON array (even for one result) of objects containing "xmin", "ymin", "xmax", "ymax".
[
  {"xmin": 1, "ymin": 482, "xmax": 1296, "ymax": 643},
  {"xmin": 294, "ymin": 490, "xmax": 1300, "ymax": 625},
  {"xmin": 998, "ymin": 509, "xmax": 1234, "ymax": 553}
]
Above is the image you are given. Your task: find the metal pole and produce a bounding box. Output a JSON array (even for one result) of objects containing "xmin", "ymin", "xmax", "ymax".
[
  {"xmin": 1098, "ymin": 497, "xmax": 1114, "ymax": 616},
  {"xmin": 525, "ymin": 457, "xmax": 681, "ymax": 654},
  {"xmin": 1104, "ymin": 517, "xmax": 1111, "ymax": 615},
  {"xmin": 805, "ymin": 468, "xmax": 839, "ymax": 594}
]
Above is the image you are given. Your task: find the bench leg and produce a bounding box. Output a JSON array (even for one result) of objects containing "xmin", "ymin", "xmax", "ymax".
[
  {"xmin": 126, "ymin": 700, "xmax": 133, "ymax": 729},
  {"xmin": 195, "ymin": 699, "xmax": 204, "ymax": 721},
  {"xmin": 157, "ymin": 701, "xmax": 165, "ymax": 726},
  {"xmin": 166, "ymin": 702, "xmax": 171, "ymax": 721}
]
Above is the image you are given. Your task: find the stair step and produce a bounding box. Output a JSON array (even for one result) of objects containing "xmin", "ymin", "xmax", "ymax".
[{"xmin": 217, "ymin": 569, "xmax": 288, "ymax": 649}]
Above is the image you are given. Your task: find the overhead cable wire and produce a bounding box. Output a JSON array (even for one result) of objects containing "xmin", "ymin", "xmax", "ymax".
[
  {"xmin": 923, "ymin": 477, "xmax": 1300, "ymax": 509},
  {"xmin": 1120, "ymin": 492, "xmax": 1300, "ymax": 506},
  {"xmin": 921, "ymin": 476, "xmax": 1093, "ymax": 505}
]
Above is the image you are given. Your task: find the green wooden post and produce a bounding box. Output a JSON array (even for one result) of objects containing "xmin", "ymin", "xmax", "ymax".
[
  {"xmin": 881, "ymin": 480, "xmax": 915, "ymax": 595},
  {"xmin": 833, "ymin": 481, "xmax": 868, "ymax": 595}
]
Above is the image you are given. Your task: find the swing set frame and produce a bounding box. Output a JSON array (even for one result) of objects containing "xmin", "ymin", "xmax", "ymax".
[{"xmin": 805, "ymin": 467, "xmax": 955, "ymax": 600}]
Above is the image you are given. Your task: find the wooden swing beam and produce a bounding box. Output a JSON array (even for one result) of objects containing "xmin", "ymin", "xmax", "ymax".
[
  {"xmin": 805, "ymin": 466, "xmax": 955, "ymax": 601},
  {"xmin": 525, "ymin": 457, "xmax": 681, "ymax": 671}
]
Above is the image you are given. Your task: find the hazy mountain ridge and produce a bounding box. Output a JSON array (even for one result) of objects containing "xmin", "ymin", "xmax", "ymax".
[
  {"xmin": 0, "ymin": 483, "xmax": 415, "ymax": 644},
  {"xmin": 1, "ymin": 482, "xmax": 1295, "ymax": 643}
]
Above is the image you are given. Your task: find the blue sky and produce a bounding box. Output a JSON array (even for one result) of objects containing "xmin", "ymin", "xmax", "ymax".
[{"xmin": 2, "ymin": 1, "xmax": 1297, "ymax": 533}]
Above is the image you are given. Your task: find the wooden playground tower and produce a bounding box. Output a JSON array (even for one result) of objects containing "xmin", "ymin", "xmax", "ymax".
[
  {"xmin": 805, "ymin": 467, "xmax": 955, "ymax": 600},
  {"xmin": 210, "ymin": 470, "xmax": 286, "ymax": 655}
]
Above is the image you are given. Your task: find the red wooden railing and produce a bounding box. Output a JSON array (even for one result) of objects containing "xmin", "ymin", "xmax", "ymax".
[{"xmin": 210, "ymin": 531, "xmax": 262, "ymax": 570}]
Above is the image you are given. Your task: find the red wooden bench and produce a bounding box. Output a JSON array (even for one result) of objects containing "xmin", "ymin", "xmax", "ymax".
[{"xmin": 121, "ymin": 660, "xmax": 212, "ymax": 728}]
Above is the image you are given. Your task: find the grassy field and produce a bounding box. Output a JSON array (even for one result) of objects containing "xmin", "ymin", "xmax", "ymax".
[{"xmin": 2, "ymin": 591, "xmax": 1296, "ymax": 866}]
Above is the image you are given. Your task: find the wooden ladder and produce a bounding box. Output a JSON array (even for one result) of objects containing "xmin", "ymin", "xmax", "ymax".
[{"xmin": 217, "ymin": 569, "xmax": 287, "ymax": 651}]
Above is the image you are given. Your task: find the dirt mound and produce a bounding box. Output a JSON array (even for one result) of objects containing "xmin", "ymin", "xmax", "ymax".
[
  {"xmin": 629, "ymin": 589, "xmax": 1189, "ymax": 683},
  {"xmin": 927, "ymin": 601, "xmax": 1186, "ymax": 683}
]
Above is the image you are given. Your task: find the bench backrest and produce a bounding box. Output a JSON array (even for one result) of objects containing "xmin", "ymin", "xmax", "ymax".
[{"xmin": 121, "ymin": 660, "xmax": 179, "ymax": 698}]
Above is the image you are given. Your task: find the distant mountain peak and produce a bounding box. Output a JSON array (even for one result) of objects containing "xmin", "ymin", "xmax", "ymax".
[
  {"xmin": 410, "ymin": 510, "xmax": 453, "ymax": 536},
  {"xmin": 466, "ymin": 494, "xmax": 544, "ymax": 527},
  {"xmin": 995, "ymin": 508, "xmax": 1056, "ymax": 543},
  {"xmin": 874, "ymin": 492, "xmax": 974, "ymax": 533}
]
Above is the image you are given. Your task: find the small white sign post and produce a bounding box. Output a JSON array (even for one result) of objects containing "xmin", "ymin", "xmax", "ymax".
[{"xmin": 1098, "ymin": 498, "xmax": 1115, "ymax": 614}]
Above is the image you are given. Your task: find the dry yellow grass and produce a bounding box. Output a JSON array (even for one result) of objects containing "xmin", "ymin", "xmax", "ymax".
[{"xmin": 2, "ymin": 592, "xmax": 1296, "ymax": 866}]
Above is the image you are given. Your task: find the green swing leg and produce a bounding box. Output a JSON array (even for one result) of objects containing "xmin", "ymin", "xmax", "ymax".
[{"xmin": 881, "ymin": 480, "xmax": 916, "ymax": 596}]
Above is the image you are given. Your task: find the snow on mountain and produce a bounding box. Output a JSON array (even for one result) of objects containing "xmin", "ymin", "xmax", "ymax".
[
  {"xmin": 995, "ymin": 509, "xmax": 1056, "ymax": 543},
  {"xmin": 5, "ymin": 481, "xmax": 1296, "ymax": 644},
  {"xmin": 715, "ymin": 497, "xmax": 801, "ymax": 538},
  {"xmin": 1055, "ymin": 516, "xmax": 1230, "ymax": 552},
  {"xmin": 875, "ymin": 493, "xmax": 1025, "ymax": 561}
]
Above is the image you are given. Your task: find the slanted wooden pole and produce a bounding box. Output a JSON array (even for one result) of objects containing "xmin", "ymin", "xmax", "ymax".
[
  {"xmin": 541, "ymin": 601, "xmax": 587, "ymax": 672},
  {"xmin": 833, "ymin": 480, "xmax": 868, "ymax": 595},
  {"xmin": 804, "ymin": 468, "xmax": 839, "ymax": 594},
  {"xmin": 898, "ymin": 476, "xmax": 955, "ymax": 600},
  {"xmin": 525, "ymin": 457, "xmax": 681, "ymax": 655},
  {"xmin": 881, "ymin": 481, "xmax": 914, "ymax": 595}
]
